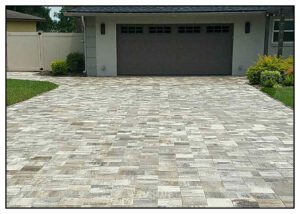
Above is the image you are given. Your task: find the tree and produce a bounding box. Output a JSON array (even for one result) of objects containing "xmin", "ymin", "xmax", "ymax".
[
  {"xmin": 7, "ymin": 6, "xmax": 54, "ymax": 32},
  {"xmin": 53, "ymin": 6, "xmax": 82, "ymax": 32}
]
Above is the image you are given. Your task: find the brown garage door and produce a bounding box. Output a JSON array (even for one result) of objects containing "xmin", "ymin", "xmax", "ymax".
[{"xmin": 117, "ymin": 24, "xmax": 233, "ymax": 76}]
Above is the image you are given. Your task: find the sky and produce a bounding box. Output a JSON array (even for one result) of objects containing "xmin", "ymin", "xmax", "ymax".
[{"xmin": 48, "ymin": 6, "xmax": 62, "ymax": 21}]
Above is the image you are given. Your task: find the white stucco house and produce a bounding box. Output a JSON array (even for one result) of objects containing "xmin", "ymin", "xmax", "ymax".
[{"xmin": 65, "ymin": 6, "xmax": 294, "ymax": 77}]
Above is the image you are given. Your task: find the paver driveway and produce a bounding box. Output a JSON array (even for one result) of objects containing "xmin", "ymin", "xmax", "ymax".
[{"xmin": 7, "ymin": 72, "xmax": 293, "ymax": 207}]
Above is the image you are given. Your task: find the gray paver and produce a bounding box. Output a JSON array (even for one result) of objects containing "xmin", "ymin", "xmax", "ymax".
[{"xmin": 7, "ymin": 72, "xmax": 293, "ymax": 207}]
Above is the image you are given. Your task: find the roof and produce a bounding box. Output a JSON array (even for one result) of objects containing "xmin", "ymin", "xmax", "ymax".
[
  {"xmin": 6, "ymin": 9, "xmax": 45, "ymax": 21},
  {"xmin": 66, "ymin": 6, "xmax": 294, "ymax": 14}
]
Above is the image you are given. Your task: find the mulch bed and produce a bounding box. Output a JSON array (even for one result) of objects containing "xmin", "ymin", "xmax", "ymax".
[{"xmin": 38, "ymin": 70, "xmax": 86, "ymax": 77}]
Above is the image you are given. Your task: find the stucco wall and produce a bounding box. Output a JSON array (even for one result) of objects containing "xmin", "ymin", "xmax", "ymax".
[
  {"xmin": 7, "ymin": 21, "xmax": 37, "ymax": 32},
  {"xmin": 267, "ymin": 16, "xmax": 294, "ymax": 57},
  {"xmin": 85, "ymin": 17, "xmax": 97, "ymax": 76},
  {"xmin": 88, "ymin": 13, "xmax": 267, "ymax": 76}
]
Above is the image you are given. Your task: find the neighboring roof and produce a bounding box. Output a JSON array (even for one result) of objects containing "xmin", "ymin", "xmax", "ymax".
[
  {"xmin": 66, "ymin": 6, "xmax": 294, "ymax": 14},
  {"xmin": 6, "ymin": 9, "xmax": 45, "ymax": 21}
]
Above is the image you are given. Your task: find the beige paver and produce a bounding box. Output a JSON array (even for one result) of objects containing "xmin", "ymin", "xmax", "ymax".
[{"xmin": 7, "ymin": 72, "xmax": 294, "ymax": 207}]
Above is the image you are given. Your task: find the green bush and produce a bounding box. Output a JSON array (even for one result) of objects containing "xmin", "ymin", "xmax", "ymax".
[
  {"xmin": 50, "ymin": 60, "xmax": 68, "ymax": 76},
  {"xmin": 254, "ymin": 55, "xmax": 292, "ymax": 72},
  {"xmin": 282, "ymin": 74, "xmax": 294, "ymax": 86},
  {"xmin": 246, "ymin": 68, "xmax": 262, "ymax": 85},
  {"xmin": 285, "ymin": 56, "xmax": 294, "ymax": 68},
  {"xmin": 66, "ymin": 52, "xmax": 85, "ymax": 73},
  {"xmin": 260, "ymin": 70, "xmax": 281, "ymax": 87},
  {"xmin": 246, "ymin": 55, "xmax": 293, "ymax": 85}
]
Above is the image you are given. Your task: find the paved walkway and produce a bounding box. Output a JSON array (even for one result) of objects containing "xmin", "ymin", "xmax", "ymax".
[{"xmin": 7, "ymin": 72, "xmax": 293, "ymax": 207}]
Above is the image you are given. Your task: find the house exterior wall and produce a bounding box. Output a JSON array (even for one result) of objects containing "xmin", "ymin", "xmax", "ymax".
[
  {"xmin": 85, "ymin": 17, "xmax": 97, "ymax": 76},
  {"xmin": 85, "ymin": 13, "xmax": 273, "ymax": 76},
  {"xmin": 267, "ymin": 16, "xmax": 294, "ymax": 57},
  {"xmin": 7, "ymin": 21, "xmax": 37, "ymax": 32}
]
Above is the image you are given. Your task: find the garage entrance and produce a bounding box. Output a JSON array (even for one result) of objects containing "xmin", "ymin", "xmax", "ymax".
[{"xmin": 117, "ymin": 24, "xmax": 233, "ymax": 76}]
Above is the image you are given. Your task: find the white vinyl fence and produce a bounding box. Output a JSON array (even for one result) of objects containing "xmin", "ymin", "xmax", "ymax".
[{"xmin": 7, "ymin": 32, "xmax": 84, "ymax": 71}]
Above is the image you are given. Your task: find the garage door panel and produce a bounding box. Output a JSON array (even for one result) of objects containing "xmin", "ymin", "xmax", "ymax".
[{"xmin": 117, "ymin": 24, "xmax": 233, "ymax": 76}]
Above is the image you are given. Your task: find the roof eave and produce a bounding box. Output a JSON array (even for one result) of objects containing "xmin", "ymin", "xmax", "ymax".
[
  {"xmin": 7, "ymin": 18, "xmax": 45, "ymax": 22},
  {"xmin": 65, "ymin": 11, "xmax": 267, "ymax": 17}
]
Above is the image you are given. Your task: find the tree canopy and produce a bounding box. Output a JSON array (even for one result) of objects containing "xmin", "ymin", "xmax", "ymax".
[{"xmin": 53, "ymin": 7, "xmax": 82, "ymax": 32}]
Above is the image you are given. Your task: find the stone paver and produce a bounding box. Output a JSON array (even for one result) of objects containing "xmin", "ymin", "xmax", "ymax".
[{"xmin": 7, "ymin": 72, "xmax": 294, "ymax": 207}]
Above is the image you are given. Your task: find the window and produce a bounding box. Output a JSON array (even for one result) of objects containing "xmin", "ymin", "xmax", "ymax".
[
  {"xmin": 206, "ymin": 26, "xmax": 229, "ymax": 33},
  {"xmin": 121, "ymin": 26, "xmax": 143, "ymax": 34},
  {"xmin": 272, "ymin": 19, "xmax": 294, "ymax": 43},
  {"xmin": 178, "ymin": 26, "xmax": 201, "ymax": 33},
  {"xmin": 149, "ymin": 26, "xmax": 171, "ymax": 33}
]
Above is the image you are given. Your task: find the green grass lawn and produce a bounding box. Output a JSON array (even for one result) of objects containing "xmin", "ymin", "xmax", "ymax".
[
  {"xmin": 261, "ymin": 86, "xmax": 294, "ymax": 108},
  {"xmin": 7, "ymin": 79, "xmax": 58, "ymax": 106}
]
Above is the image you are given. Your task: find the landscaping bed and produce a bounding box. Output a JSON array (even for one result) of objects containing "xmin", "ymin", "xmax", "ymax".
[
  {"xmin": 38, "ymin": 70, "xmax": 86, "ymax": 77},
  {"xmin": 37, "ymin": 52, "xmax": 86, "ymax": 77},
  {"xmin": 246, "ymin": 55, "xmax": 294, "ymax": 109},
  {"xmin": 7, "ymin": 79, "xmax": 58, "ymax": 106}
]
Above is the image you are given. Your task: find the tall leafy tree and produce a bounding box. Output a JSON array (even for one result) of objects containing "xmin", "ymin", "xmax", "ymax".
[
  {"xmin": 54, "ymin": 6, "xmax": 82, "ymax": 32},
  {"xmin": 7, "ymin": 6, "xmax": 54, "ymax": 32}
]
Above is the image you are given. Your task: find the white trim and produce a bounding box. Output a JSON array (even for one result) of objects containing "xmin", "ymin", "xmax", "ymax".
[{"xmin": 271, "ymin": 18, "xmax": 294, "ymax": 44}]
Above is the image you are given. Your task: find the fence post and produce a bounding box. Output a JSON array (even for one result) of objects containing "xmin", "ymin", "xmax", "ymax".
[{"xmin": 37, "ymin": 31, "xmax": 44, "ymax": 71}]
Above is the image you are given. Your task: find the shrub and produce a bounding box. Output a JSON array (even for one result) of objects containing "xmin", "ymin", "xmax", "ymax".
[
  {"xmin": 260, "ymin": 70, "xmax": 281, "ymax": 87},
  {"xmin": 282, "ymin": 74, "xmax": 294, "ymax": 86},
  {"xmin": 66, "ymin": 52, "xmax": 85, "ymax": 73},
  {"xmin": 50, "ymin": 60, "xmax": 68, "ymax": 76},
  {"xmin": 258, "ymin": 55, "xmax": 293, "ymax": 72},
  {"xmin": 246, "ymin": 55, "xmax": 293, "ymax": 84},
  {"xmin": 285, "ymin": 56, "xmax": 294, "ymax": 68},
  {"xmin": 246, "ymin": 68, "xmax": 262, "ymax": 85},
  {"xmin": 286, "ymin": 65, "xmax": 294, "ymax": 75}
]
